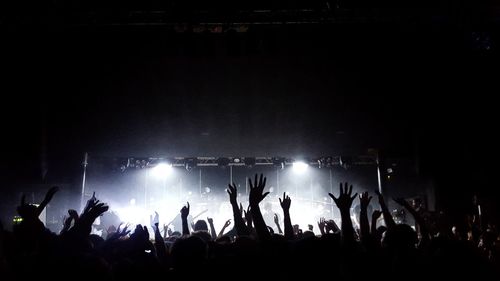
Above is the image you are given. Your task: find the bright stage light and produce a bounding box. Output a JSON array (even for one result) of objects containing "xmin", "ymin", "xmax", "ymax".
[
  {"xmin": 115, "ymin": 206, "xmax": 147, "ymax": 226},
  {"xmin": 292, "ymin": 161, "xmax": 309, "ymax": 173},
  {"xmin": 152, "ymin": 163, "xmax": 173, "ymax": 178}
]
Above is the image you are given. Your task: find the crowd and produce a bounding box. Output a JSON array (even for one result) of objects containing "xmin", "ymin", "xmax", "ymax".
[{"xmin": 0, "ymin": 174, "xmax": 498, "ymax": 280}]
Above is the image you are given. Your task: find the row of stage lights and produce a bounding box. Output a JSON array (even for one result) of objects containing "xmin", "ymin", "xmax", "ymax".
[
  {"xmin": 150, "ymin": 160, "xmax": 310, "ymax": 179},
  {"xmin": 116, "ymin": 156, "xmax": 374, "ymax": 178}
]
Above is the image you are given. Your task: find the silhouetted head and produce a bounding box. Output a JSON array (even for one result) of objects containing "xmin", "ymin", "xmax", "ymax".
[
  {"xmin": 89, "ymin": 234, "xmax": 105, "ymax": 249},
  {"xmin": 171, "ymin": 235, "xmax": 207, "ymax": 269},
  {"xmin": 302, "ymin": 230, "xmax": 315, "ymax": 238},
  {"xmin": 192, "ymin": 230, "xmax": 212, "ymax": 243},
  {"xmin": 382, "ymin": 224, "xmax": 417, "ymax": 251},
  {"xmin": 194, "ymin": 220, "xmax": 208, "ymax": 231}
]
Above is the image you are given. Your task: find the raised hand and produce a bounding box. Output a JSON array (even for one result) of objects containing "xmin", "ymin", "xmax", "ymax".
[
  {"xmin": 37, "ymin": 186, "xmax": 59, "ymax": 215},
  {"xmin": 180, "ymin": 202, "xmax": 190, "ymax": 219},
  {"xmin": 374, "ymin": 189, "xmax": 396, "ymax": 229},
  {"xmin": 226, "ymin": 183, "xmax": 238, "ymax": 205},
  {"xmin": 207, "ymin": 217, "xmax": 217, "ymax": 237},
  {"xmin": 60, "ymin": 215, "xmax": 73, "ymax": 234},
  {"xmin": 308, "ymin": 224, "xmax": 313, "ymax": 231},
  {"xmin": 163, "ymin": 223, "xmax": 170, "ymax": 237},
  {"xmin": 87, "ymin": 202, "xmax": 109, "ymax": 218},
  {"xmin": 181, "ymin": 202, "xmax": 190, "ymax": 235},
  {"xmin": 150, "ymin": 211, "xmax": 159, "ymax": 229},
  {"xmin": 359, "ymin": 192, "xmax": 372, "ymax": 210},
  {"xmin": 131, "ymin": 224, "xmax": 149, "ymax": 240},
  {"xmin": 81, "ymin": 192, "xmax": 108, "ymax": 219},
  {"xmin": 119, "ymin": 223, "xmax": 131, "ymax": 236},
  {"xmin": 274, "ymin": 213, "xmax": 279, "ymax": 225},
  {"xmin": 325, "ymin": 219, "xmax": 340, "ymax": 233},
  {"xmin": 329, "ymin": 182, "xmax": 357, "ymax": 212},
  {"xmin": 43, "ymin": 186, "xmax": 59, "ymax": 203},
  {"xmin": 217, "ymin": 219, "xmax": 232, "ymax": 238},
  {"xmin": 226, "ymin": 182, "xmax": 250, "ymax": 236},
  {"xmin": 108, "ymin": 223, "xmax": 131, "ymax": 240},
  {"xmin": 279, "ymin": 192, "xmax": 291, "ymax": 212},
  {"xmin": 68, "ymin": 209, "xmax": 79, "ymax": 221},
  {"xmin": 249, "ymin": 174, "xmax": 269, "ymax": 207},
  {"xmin": 130, "ymin": 224, "xmax": 154, "ymax": 254},
  {"xmin": 83, "ymin": 191, "xmax": 98, "ymax": 214},
  {"xmin": 244, "ymin": 205, "xmax": 253, "ymax": 228},
  {"xmin": 278, "ymin": 193, "xmax": 294, "ymax": 239},
  {"xmin": 247, "ymin": 173, "xmax": 271, "ymax": 239},
  {"xmin": 318, "ymin": 217, "xmax": 326, "ymax": 235},
  {"xmin": 372, "ymin": 210, "xmax": 382, "ymax": 220},
  {"xmin": 18, "ymin": 186, "xmax": 60, "ymax": 221}
]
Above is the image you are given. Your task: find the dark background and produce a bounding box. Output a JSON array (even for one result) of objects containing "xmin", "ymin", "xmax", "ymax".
[{"xmin": 1, "ymin": 1, "xmax": 499, "ymax": 224}]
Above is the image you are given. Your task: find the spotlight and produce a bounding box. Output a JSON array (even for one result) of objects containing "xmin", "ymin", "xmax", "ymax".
[
  {"xmin": 292, "ymin": 161, "xmax": 309, "ymax": 174},
  {"xmin": 152, "ymin": 163, "xmax": 173, "ymax": 179},
  {"xmin": 204, "ymin": 187, "xmax": 211, "ymax": 193},
  {"xmin": 233, "ymin": 157, "xmax": 241, "ymax": 163}
]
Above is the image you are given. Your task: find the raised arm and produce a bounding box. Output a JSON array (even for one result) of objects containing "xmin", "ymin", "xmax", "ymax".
[
  {"xmin": 329, "ymin": 182, "xmax": 357, "ymax": 244},
  {"xmin": 17, "ymin": 186, "xmax": 59, "ymax": 229},
  {"xmin": 71, "ymin": 194, "xmax": 109, "ymax": 237},
  {"xmin": 371, "ymin": 210, "xmax": 382, "ymax": 235},
  {"xmin": 359, "ymin": 192, "xmax": 372, "ymax": 243},
  {"xmin": 180, "ymin": 202, "xmax": 190, "ymax": 236},
  {"xmin": 248, "ymin": 174, "xmax": 271, "ymax": 241},
  {"xmin": 149, "ymin": 211, "xmax": 167, "ymax": 259},
  {"xmin": 227, "ymin": 183, "xmax": 250, "ymax": 236},
  {"xmin": 37, "ymin": 186, "xmax": 59, "ymax": 217},
  {"xmin": 60, "ymin": 209, "xmax": 78, "ymax": 235},
  {"xmin": 375, "ymin": 190, "xmax": 396, "ymax": 230},
  {"xmin": 217, "ymin": 219, "xmax": 231, "ymax": 238},
  {"xmin": 207, "ymin": 217, "xmax": 217, "ymax": 240},
  {"xmin": 244, "ymin": 205, "xmax": 253, "ymax": 229},
  {"xmin": 393, "ymin": 198, "xmax": 430, "ymax": 247},
  {"xmin": 318, "ymin": 217, "xmax": 326, "ymax": 235},
  {"xmin": 274, "ymin": 214, "xmax": 283, "ymax": 234},
  {"xmin": 279, "ymin": 193, "xmax": 294, "ymax": 240}
]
